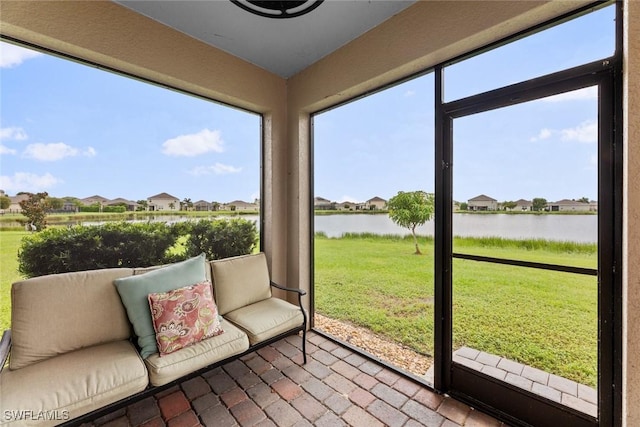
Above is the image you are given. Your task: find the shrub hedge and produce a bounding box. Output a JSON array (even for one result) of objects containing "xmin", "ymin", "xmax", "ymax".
[{"xmin": 17, "ymin": 218, "xmax": 258, "ymax": 278}]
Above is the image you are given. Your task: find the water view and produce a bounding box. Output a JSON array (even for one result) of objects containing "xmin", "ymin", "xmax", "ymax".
[
  {"xmin": 86, "ymin": 213, "xmax": 597, "ymax": 243},
  {"xmin": 315, "ymin": 213, "xmax": 597, "ymax": 243}
]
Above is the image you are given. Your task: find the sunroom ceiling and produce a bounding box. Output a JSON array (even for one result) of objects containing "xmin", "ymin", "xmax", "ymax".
[{"xmin": 114, "ymin": 0, "xmax": 417, "ymax": 78}]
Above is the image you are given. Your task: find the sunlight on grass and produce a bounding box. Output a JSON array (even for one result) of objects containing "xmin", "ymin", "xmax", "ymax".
[
  {"xmin": 0, "ymin": 231, "xmax": 28, "ymax": 331},
  {"xmin": 314, "ymin": 233, "xmax": 597, "ymax": 386}
]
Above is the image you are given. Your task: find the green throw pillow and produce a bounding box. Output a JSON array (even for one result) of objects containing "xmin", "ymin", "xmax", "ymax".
[{"xmin": 114, "ymin": 253, "xmax": 207, "ymax": 358}]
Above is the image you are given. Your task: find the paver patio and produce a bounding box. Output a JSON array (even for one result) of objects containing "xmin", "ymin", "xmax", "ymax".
[
  {"xmin": 80, "ymin": 331, "xmax": 508, "ymax": 427},
  {"xmin": 425, "ymin": 347, "xmax": 597, "ymax": 419}
]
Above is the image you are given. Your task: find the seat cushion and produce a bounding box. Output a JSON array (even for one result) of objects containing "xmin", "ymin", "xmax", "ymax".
[
  {"xmin": 224, "ymin": 297, "xmax": 304, "ymax": 345},
  {"xmin": 144, "ymin": 319, "xmax": 249, "ymax": 386},
  {"xmin": 209, "ymin": 253, "xmax": 272, "ymax": 315},
  {"xmin": 0, "ymin": 340, "xmax": 148, "ymax": 427},
  {"xmin": 114, "ymin": 253, "xmax": 208, "ymax": 359},
  {"xmin": 10, "ymin": 268, "xmax": 134, "ymax": 370}
]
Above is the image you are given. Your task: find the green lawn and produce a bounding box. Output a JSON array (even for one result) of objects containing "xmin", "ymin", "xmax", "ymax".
[
  {"xmin": 315, "ymin": 233, "xmax": 597, "ymax": 386},
  {"xmin": 0, "ymin": 231, "xmax": 28, "ymax": 331}
]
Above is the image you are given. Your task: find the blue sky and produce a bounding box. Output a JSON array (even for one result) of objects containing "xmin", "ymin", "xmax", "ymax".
[
  {"xmin": 0, "ymin": 45, "xmax": 260, "ymax": 203},
  {"xmin": 314, "ymin": 4, "xmax": 615, "ymax": 204},
  {"xmin": 1, "ymin": 4, "xmax": 614, "ymax": 205}
]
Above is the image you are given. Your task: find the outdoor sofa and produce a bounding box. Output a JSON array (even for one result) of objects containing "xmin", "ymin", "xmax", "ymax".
[{"xmin": 0, "ymin": 252, "xmax": 307, "ymax": 426}]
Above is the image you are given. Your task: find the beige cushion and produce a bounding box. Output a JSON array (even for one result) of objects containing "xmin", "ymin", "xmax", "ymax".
[
  {"xmin": 144, "ymin": 319, "xmax": 249, "ymax": 386},
  {"xmin": 224, "ymin": 297, "xmax": 304, "ymax": 345},
  {"xmin": 210, "ymin": 253, "xmax": 271, "ymax": 315},
  {"xmin": 10, "ymin": 268, "xmax": 134, "ymax": 370},
  {"xmin": 0, "ymin": 340, "xmax": 148, "ymax": 427}
]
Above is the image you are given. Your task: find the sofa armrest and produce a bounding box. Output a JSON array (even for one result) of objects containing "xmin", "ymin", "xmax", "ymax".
[
  {"xmin": 0, "ymin": 329, "xmax": 11, "ymax": 372},
  {"xmin": 270, "ymin": 281, "xmax": 307, "ymax": 296}
]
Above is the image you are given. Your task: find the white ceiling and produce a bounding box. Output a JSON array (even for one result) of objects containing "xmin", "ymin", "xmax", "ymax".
[{"xmin": 115, "ymin": 0, "xmax": 417, "ymax": 78}]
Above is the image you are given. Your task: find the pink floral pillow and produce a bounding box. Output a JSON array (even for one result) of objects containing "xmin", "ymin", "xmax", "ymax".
[{"xmin": 148, "ymin": 281, "xmax": 224, "ymax": 356}]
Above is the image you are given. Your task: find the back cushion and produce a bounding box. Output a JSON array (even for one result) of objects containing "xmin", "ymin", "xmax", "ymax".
[
  {"xmin": 10, "ymin": 268, "xmax": 134, "ymax": 370},
  {"xmin": 210, "ymin": 253, "xmax": 271, "ymax": 315}
]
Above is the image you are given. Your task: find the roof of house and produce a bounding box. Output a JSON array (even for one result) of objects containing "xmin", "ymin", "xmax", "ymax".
[
  {"xmin": 551, "ymin": 199, "xmax": 588, "ymax": 205},
  {"xmin": 314, "ymin": 197, "xmax": 332, "ymax": 203},
  {"xmin": 81, "ymin": 195, "xmax": 109, "ymax": 203},
  {"xmin": 148, "ymin": 192, "xmax": 180, "ymax": 200},
  {"xmin": 469, "ymin": 194, "xmax": 497, "ymax": 202},
  {"xmin": 106, "ymin": 198, "xmax": 138, "ymax": 206},
  {"xmin": 227, "ymin": 200, "xmax": 255, "ymax": 206},
  {"xmin": 194, "ymin": 200, "xmax": 211, "ymax": 205},
  {"xmin": 367, "ymin": 196, "xmax": 386, "ymax": 203},
  {"xmin": 515, "ymin": 199, "xmax": 532, "ymax": 204}
]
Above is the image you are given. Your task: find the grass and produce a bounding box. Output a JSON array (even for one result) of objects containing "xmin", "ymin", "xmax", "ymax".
[
  {"xmin": 314, "ymin": 233, "xmax": 597, "ymax": 387},
  {"xmin": 0, "ymin": 231, "xmax": 28, "ymax": 331}
]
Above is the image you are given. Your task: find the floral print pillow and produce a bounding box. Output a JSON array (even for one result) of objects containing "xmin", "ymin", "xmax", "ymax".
[{"xmin": 148, "ymin": 280, "xmax": 224, "ymax": 356}]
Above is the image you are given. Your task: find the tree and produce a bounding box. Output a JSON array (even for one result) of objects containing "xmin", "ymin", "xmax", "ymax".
[
  {"xmin": 502, "ymin": 201, "xmax": 517, "ymax": 211},
  {"xmin": 136, "ymin": 199, "xmax": 148, "ymax": 211},
  {"xmin": 532, "ymin": 197, "xmax": 548, "ymax": 212},
  {"xmin": 48, "ymin": 197, "xmax": 64, "ymax": 210},
  {"xmin": 181, "ymin": 198, "xmax": 193, "ymax": 211},
  {"xmin": 0, "ymin": 195, "xmax": 10, "ymax": 210},
  {"xmin": 387, "ymin": 191, "xmax": 434, "ymax": 254},
  {"xmin": 578, "ymin": 197, "xmax": 590, "ymax": 203},
  {"xmin": 19, "ymin": 192, "xmax": 51, "ymax": 231}
]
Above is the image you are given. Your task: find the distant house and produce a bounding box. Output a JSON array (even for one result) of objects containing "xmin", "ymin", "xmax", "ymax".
[
  {"xmin": 147, "ymin": 192, "xmax": 180, "ymax": 211},
  {"xmin": 468, "ymin": 194, "xmax": 498, "ymax": 211},
  {"xmin": 336, "ymin": 201, "xmax": 355, "ymax": 211},
  {"xmin": 366, "ymin": 196, "xmax": 387, "ymax": 210},
  {"xmin": 514, "ymin": 199, "xmax": 533, "ymax": 211},
  {"xmin": 224, "ymin": 200, "xmax": 258, "ymax": 211},
  {"xmin": 314, "ymin": 197, "xmax": 334, "ymax": 210},
  {"xmin": 194, "ymin": 200, "xmax": 213, "ymax": 211},
  {"xmin": 7, "ymin": 194, "xmax": 29, "ymax": 213},
  {"xmin": 81, "ymin": 195, "xmax": 109, "ymax": 207},
  {"xmin": 106, "ymin": 198, "xmax": 139, "ymax": 211},
  {"xmin": 548, "ymin": 199, "xmax": 592, "ymax": 212}
]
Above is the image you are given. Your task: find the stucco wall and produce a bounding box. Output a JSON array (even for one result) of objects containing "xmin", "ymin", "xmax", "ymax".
[{"xmin": 624, "ymin": 0, "xmax": 640, "ymax": 424}]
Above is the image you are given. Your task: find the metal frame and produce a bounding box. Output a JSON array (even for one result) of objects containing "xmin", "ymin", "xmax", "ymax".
[{"xmin": 435, "ymin": 58, "xmax": 621, "ymax": 427}]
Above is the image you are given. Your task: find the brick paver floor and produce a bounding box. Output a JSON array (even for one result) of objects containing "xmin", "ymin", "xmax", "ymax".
[{"xmin": 82, "ymin": 332, "xmax": 509, "ymax": 427}]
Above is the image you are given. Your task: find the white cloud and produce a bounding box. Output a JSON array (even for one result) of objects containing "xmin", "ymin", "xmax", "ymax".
[
  {"xmin": 0, "ymin": 127, "xmax": 28, "ymax": 141},
  {"xmin": 20, "ymin": 143, "xmax": 96, "ymax": 161},
  {"xmin": 0, "ymin": 43, "xmax": 43, "ymax": 68},
  {"xmin": 162, "ymin": 129, "xmax": 224, "ymax": 157},
  {"xmin": 530, "ymin": 119, "xmax": 597, "ymax": 144},
  {"xmin": 530, "ymin": 128, "xmax": 552, "ymax": 142},
  {"xmin": 543, "ymin": 86, "xmax": 598, "ymax": 103},
  {"xmin": 560, "ymin": 119, "xmax": 597, "ymax": 143},
  {"xmin": 22, "ymin": 143, "xmax": 79, "ymax": 161},
  {"xmin": 404, "ymin": 90, "xmax": 416, "ymax": 97},
  {"xmin": 0, "ymin": 144, "xmax": 17, "ymax": 155},
  {"xmin": 188, "ymin": 162, "xmax": 242, "ymax": 176},
  {"xmin": 0, "ymin": 172, "xmax": 61, "ymax": 193}
]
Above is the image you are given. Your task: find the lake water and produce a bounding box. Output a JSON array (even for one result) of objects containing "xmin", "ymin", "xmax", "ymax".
[
  {"xmin": 314, "ymin": 213, "xmax": 597, "ymax": 243},
  {"xmin": 65, "ymin": 212, "xmax": 597, "ymax": 243}
]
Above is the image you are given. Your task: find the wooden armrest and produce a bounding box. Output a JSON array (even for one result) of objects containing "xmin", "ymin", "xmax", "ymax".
[
  {"xmin": 270, "ymin": 281, "xmax": 307, "ymax": 296},
  {"xmin": 0, "ymin": 329, "xmax": 11, "ymax": 372}
]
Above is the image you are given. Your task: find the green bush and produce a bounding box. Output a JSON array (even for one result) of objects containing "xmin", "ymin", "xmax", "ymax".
[
  {"xmin": 178, "ymin": 218, "xmax": 258, "ymax": 260},
  {"xmin": 103, "ymin": 206, "xmax": 126, "ymax": 213},
  {"xmin": 17, "ymin": 222, "xmax": 179, "ymax": 277},
  {"xmin": 17, "ymin": 218, "xmax": 258, "ymax": 278}
]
